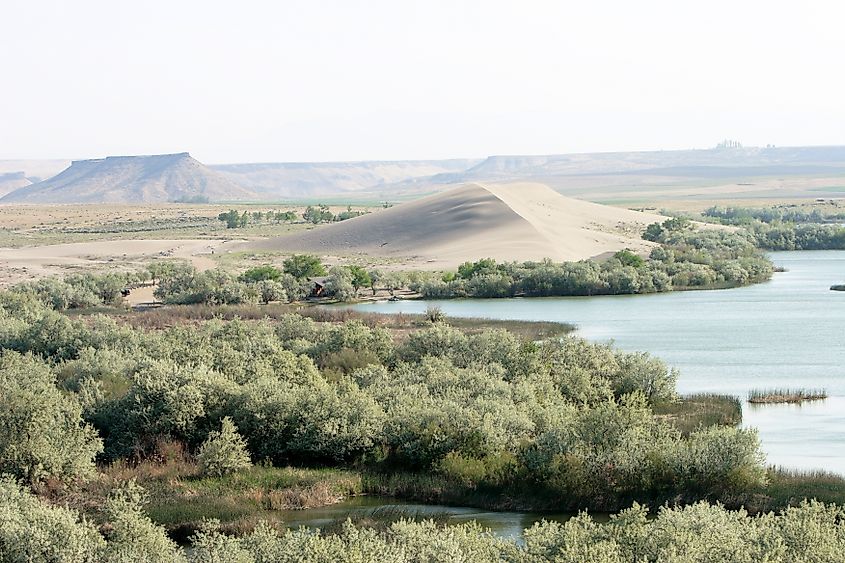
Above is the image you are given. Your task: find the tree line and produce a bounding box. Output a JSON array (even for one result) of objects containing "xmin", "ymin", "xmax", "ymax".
[
  {"xmin": 218, "ymin": 205, "xmax": 367, "ymax": 229},
  {"xmin": 415, "ymin": 220, "xmax": 773, "ymax": 299},
  {"xmin": 702, "ymin": 205, "xmax": 845, "ymax": 250}
]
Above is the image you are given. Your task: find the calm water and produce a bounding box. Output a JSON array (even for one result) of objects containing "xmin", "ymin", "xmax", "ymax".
[
  {"xmin": 353, "ymin": 251, "xmax": 845, "ymax": 473},
  {"xmin": 278, "ymin": 496, "xmax": 578, "ymax": 541}
]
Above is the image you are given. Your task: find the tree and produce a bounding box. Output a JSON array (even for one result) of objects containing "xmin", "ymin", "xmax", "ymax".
[
  {"xmin": 643, "ymin": 222, "xmax": 664, "ymax": 242},
  {"xmin": 197, "ymin": 417, "xmax": 252, "ymax": 477},
  {"xmin": 0, "ymin": 352, "xmax": 103, "ymax": 483},
  {"xmin": 662, "ymin": 216, "xmax": 691, "ymax": 232},
  {"xmin": 217, "ymin": 210, "xmax": 242, "ymax": 229},
  {"xmin": 336, "ymin": 206, "xmax": 366, "ymax": 221},
  {"xmin": 254, "ymin": 280, "xmax": 287, "ymax": 304},
  {"xmin": 614, "ymin": 250, "xmax": 645, "ymax": 269},
  {"xmin": 0, "ymin": 476, "xmax": 105, "ymax": 561},
  {"xmin": 275, "ymin": 210, "xmax": 298, "ymax": 223},
  {"xmin": 303, "ymin": 204, "xmax": 334, "ymax": 224},
  {"xmin": 283, "ymin": 254, "xmax": 326, "ymax": 279},
  {"xmin": 323, "ymin": 267, "xmax": 356, "ymax": 301},
  {"xmin": 239, "ymin": 265, "xmax": 282, "ymax": 283},
  {"xmin": 457, "ymin": 258, "xmax": 497, "ymax": 280},
  {"xmin": 367, "ymin": 269, "xmax": 382, "ymax": 295},
  {"xmin": 347, "ymin": 266, "xmax": 372, "ymax": 296},
  {"xmin": 102, "ymin": 480, "xmax": 184, "ymax": 561}
]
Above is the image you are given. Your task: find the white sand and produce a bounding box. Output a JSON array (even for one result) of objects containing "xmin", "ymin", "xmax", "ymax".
[
  {"xmin": 243, "ymin": 182, "xmax": 669, "ymax": 268},
  {"xmin": 0, "ymin": 239, "xmax": 225, "ymax": 287}
]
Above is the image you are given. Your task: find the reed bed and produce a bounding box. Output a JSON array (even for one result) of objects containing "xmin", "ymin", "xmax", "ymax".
[{"xmin": 747, "ymin": 388, "xmax": 827, "ymax": 404}]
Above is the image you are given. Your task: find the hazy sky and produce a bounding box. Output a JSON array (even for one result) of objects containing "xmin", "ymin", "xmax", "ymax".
[{"xmin": 3, "ymin": 0, "xmax": 844, "ymax": 163}]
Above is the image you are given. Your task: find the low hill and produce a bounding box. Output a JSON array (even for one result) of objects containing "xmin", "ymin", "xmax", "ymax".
[
  {"xmin": 243, "ymin": 182, "xmax": 667, "ymax": 268},
  {"xmin": 211, "ymin": 159, "xmax": 481, "ymax": 199},
  {"xmin": 0, "ymin": 172, "xmax": 32, "ymax": 197},
  {"xmin": 0, "ymin": 153, "xmax": 256, "ymax": 204},
  {"xmin": 387, "ymin": 146, "xmax": 845, "ymax": 202},
  {"xmin": 0, "ymin": 160, "xmax": 70, "ymax": 183}
]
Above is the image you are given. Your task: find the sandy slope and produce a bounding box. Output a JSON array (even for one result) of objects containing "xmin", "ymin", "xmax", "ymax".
[
  {"xmin": 243, "ymin": 182, "xmax": 667, "ymax": 268},
  {"xmin": 0, "ymin": 239, "xmax": 226, "ymax": 287}
]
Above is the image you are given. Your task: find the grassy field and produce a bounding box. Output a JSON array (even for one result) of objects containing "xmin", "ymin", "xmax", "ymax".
[
  {"xmin": 0, "ymin": 203, "xmax": 379, "ymax": 248},
  {"xmin": 115, "ymin": 302, "xmax": 575, "ymax": 341}
]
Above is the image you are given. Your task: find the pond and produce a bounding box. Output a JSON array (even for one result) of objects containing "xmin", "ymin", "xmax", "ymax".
[
  {"xmin": 277, "ymin": 496, "xmax": 582, "ymax": 541},
  {"xmin": 351, "ymin": 251, "xmax": 845, "ymax": 474}
]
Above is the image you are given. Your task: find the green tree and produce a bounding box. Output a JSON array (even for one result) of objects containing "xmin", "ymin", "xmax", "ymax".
[
  {"xmin": 102, "ymin": 480, "xmax": 184, "ymax": 561},
  {"xmin": 197, "ymin": 417, "xmax": 252, "ymax": 477},
  {"xmin": 0, "ymin": 476, "xmax": 105, "ymax": 561},
  {"xmin": 643, "ymin": 222, "xmax": 665, "ymax": 241},
  {"xmin": 323, "ymin": 266, "xmax": 356, "ymax": 301},
  {"xmin": 457, "ymin": 258, "xmax": 498, "ymax": 280},
  {"xmin": 662, "ymin": 216, "xmax": 691, "ymax": 232},
  {"xmin": 0, "ymin": 352, "xmax": 103, "ymax": 483},
  {"xmin": 303, "ymin": 204, "xmax": 334, "ymax": 224},
  {"xmin": 614, "ymin": 250, "xmax": 645, "ymax": 268},
  {"xmin": 348, "ymin": 266, "xmax": 372, "ymax": 296},
  {"xmin": 283, "ymin": 254, "xmax": 327, "ymax": 279},
  {"xmin": 217, "ymin": 209, "xmax": 241, "ymax": 229},
  {"xmin": 239, "ymin": 265, "xmax": 282, "ymax": 283}
]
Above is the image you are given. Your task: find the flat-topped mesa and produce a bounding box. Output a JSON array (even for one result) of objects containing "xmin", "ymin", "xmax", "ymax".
[
  {"xmin": 242, "ymin": 181, "xmax": 668, "ymax": 269},
  {"xmin": 0, "ymin": 152, "xmax": 256, "ymax": 204},
  {"xmin": 69, "ymin": 152, "xmax": 192, "ymax": 166}
]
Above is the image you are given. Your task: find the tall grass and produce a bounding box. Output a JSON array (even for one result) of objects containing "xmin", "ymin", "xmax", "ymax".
[
  {"xmin": 653, "ymin": 393, "xmax": 742, "ymax": 435},
  {"xmin": 320, "ymin": 506, "xmax": 452, "ymax": 536},
  {"xmin": 747, "ymin": 388, "xmax": 827, "ymax": 404},
  {"xmin": 740, "ymin": 467, "xmax": 845, "ymax": 514},
  {"xmin": 119, "ymin": 302, "xmax": 574, "ymax": 339}
]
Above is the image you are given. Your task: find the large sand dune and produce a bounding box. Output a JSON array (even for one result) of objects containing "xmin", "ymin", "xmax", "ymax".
[{"xmin": 244, "ymin": 182, "xmax": 667, "ymax": 268}]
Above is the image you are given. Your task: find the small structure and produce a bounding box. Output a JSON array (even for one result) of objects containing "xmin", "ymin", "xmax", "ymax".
[{"xmin": 310, "ymin": 276, "xmax": 329, "ymax": 297}]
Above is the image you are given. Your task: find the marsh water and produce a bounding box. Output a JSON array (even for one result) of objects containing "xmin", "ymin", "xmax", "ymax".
[
  {"xmin": 278, "ymin": 496, "xmax": 580, "ymax": 541},
  {"xmin": 353, "ymin": 251, "xmax": 845, "ymax": 475}
]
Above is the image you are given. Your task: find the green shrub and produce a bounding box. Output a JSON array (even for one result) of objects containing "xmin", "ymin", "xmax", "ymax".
[
  {"xmin": 198, "ymin": 417, "xmax": 252, "ymax": 478},
  {"xmin": 102, "ymin": 480, "xmax": 184, "ymax": 561},
  {"xmin": 0, "ymin": 476, "xmax": 104, "ymax": 561},
  {"xmin": 0, "ymin": 352, "xmax": 102, "ymax": 483},
  {"xmin": 282, "ymin": 254, "xmax": 326, "ymax": 279}
]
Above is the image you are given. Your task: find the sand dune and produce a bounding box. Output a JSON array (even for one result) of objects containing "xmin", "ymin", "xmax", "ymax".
[{"xmin": 244, "ymin": 182, "xmax": 667, "ymax": 268}]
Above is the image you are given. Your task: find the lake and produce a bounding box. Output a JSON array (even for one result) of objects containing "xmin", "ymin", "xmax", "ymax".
[{"xmin": 352, "ymin": 251, "xmax": 845, "ymax": 474}]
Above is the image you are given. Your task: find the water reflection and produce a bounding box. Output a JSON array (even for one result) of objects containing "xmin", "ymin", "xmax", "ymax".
[{"xmin": 278, "ymin": 496, "xmax": 580, "ymax": 541}]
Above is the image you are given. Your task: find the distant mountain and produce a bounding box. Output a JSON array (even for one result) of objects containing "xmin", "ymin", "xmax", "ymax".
[
  {"xmin": 0, "ymin": 160, "xmax": 70, "ymax": 184},
  {"xmin": 1, "ymin": 153, "xmax": 257, "ymax": 204},
  {"xmin": 435, "ymin": 146, "xmax": 845, "ymax": 182},
  {"xmin": 211, "ymin": 159, "xmax": 481, "ymax": 199},
  {"xmin": 0, "ymin": 172, "xmax": 32, "ymax": 198},
  {"xmin": 385, "ymin": 146, "xmax": 845, "ymax": 201},
  {"xmin": 5, "ymin": 145, "xmax": 845, "ymax": 204}
]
